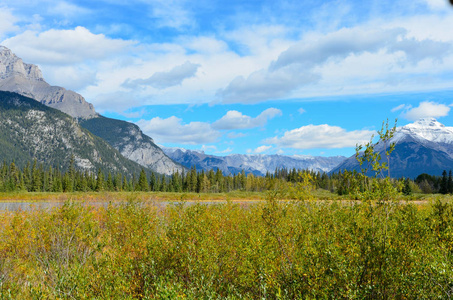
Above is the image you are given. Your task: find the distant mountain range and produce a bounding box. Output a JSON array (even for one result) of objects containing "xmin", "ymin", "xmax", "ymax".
[
  {"xmin": 163, "ymin": 147, "xmax": 346, "ymax": 176},
  {"xmin": 331, "ymin": 118, "xmax": 453, "ymax": 178}
]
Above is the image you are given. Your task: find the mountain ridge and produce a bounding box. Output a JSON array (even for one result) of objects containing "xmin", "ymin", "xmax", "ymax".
[
  {"xmin": 0, "ymin": 90, "xmax": 149, "ymax": 175},
  {"xmin": 80, "ymin": 116, "xmax": 185, "ymax": 175},
  {"xmin": 0, "ymin": 46, "xmax": 183, "ymax": 175},
  {"xmin": 163, "ymin": 147, "xmax": 346, "ymax": 175},
  {"xmin": 331, "ymin": 118, "xmax": 453, "ymax": 178}
]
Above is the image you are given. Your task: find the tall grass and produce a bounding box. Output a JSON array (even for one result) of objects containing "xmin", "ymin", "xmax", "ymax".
[{"xmin": 0, "ymin": 196, "xmax": 452, "ymax": 298}]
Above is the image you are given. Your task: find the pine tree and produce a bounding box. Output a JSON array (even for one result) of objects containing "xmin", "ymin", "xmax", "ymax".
[
  {"xmin": 122, "ymin": 175, "xmax": 129, "ymax": 191},
  {"xmin": 160, "ymin": 174, "xmax": 167, "ymax": 192},
  {"xmin": 106, "ymin": 172, "xmax": 114, "ymax": 191},
  {"xmin": 113, "ymin": 173, "xmax": 122, "ymax": 191},
  {"xmin": 96, "ymin": 170, "xmax": 104, "ymax": 192},
  {"xmin": 448, "ymin": 170, "xmax": 453, "ymax": 194},
  {"xmin": 137, "ymin": 169, "xmax": 149, "ymax": 191},
  {"xmin": 440, "ymin": 170, "xmax": 448, "ymax": 194},
  {"xmin": 402, "ymin": 177, "xmax": 412, "ymax": 196},
  {"xmin": 149, "ymin": 172, "xmax": 156, "ymax": 192}
]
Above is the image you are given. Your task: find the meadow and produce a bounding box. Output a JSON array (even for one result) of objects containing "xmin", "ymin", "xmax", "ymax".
[{"xmin": 0, "ymin": 190, "xmax": 452, "ymax": 299}]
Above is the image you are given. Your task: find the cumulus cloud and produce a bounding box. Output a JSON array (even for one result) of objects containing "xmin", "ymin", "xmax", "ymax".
[
  {"xmin": 212, "ymin": 108, "xmax": 282, "ymax": 130},
  {"xmin": 218, "ymin": 25, "xmax": 453, "ymax": 104},
  {"xmin": 254, "ymin": 145, "xmax": 272, "ymax": 154},
  {"xmin": 271, "ymin": 28, "xmax": 405, "ymax": 71},
  {"xmin": 181, "ymin": 36, "xmax": 229, "ymax": 54},
  {"xmin": 93, "ymin": 91, "xmax": 143, "ymax": 114},
  {"xmin": 216, "ymin": 147, "xmax": 233, "ymax": 154},
  {"xmin": 217, "ymin": 67, "xmax": 320, "ymax": 104},
  {"xmin": 264, "ymin": 124, "xmax": 374, "ymax": 149},
  {"xmin": 0, "ymin": 7, "xmax": 18, "ymax": 38},
  {"xmin": 136, "ymin": 116, "xmax": 221, "ymax": 144},
  {"xmin": 298, "ymin": 108, "xmax": 306, "ymax": 114},
  {"xmin": 402, "ymin": 101, "xmax": 450, "ymax": 120},
  {"xmin": 389, "ymin": 37, "xmax": 451, "ymax": 64},
  {"xmin": 2, "ymin": 26, "xmax": 134, "ymax": 65},
  {"xmin": 423, "ymin": 0, "xmax": 449, "ymax": 10},
  {"xmin": 122, "ymin": 61, "xmax": 200, "ymax": 89}
]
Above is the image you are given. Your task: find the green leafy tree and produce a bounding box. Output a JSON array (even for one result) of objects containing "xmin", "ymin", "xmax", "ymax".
[{"xmin": 354, "ymin": 119, "xmax": 400, "ymax": 201}]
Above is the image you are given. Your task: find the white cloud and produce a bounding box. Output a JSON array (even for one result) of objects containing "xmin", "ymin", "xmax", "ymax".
[
  {"xmin": 201, "ymin": 145, "xmax": 217, "ymax": 152},
  {"xmin": 298, "ymin": 108, "xmax": 306, "ymax": 114},
  {"xmin": 0, "ymin": 7, "xmax": 19, "ymax": 39},
  {"xmin": 2, "ymin": 0, "xmax": 453, "ymax": 115},
  {"xmin": 213, "ymin": 108, "xmax": 282, "ymax": 130},
  {"xmin": 47, "ymin": 1, "xmax": 92, "ymax": 18},
  {"xmin": 402, "ymin": 101, "xmax": 451, "ymax": 120},
  {"xmin": 216, "ymin": 147, "xmax": 233, "ymax": 154},
  {"xmin": 217, "ymin": 67, "xmax": 319, "ymax": 104},
  {"xmin": 265, "ymin": 124, "xmax": 374, "ymax": 149},
  {"xmin": 148, "ymin": 0, "xmax": 195, "ymax": 30},
  {"xmin": 122, "ymin": 61, "xmax": 200, "ymax": 89},
  {"xmin": 42, "ymin": 65, "xmax": 98, "ymax": 91},
  {"xmin": 93, "ymin": 91, "xmax": 144, "ymax": 114},
  {"xmin": 136, "ymin": 116, "xmax": 221, "ymax": 144},
  {"xmin": 254, "ymin": 145, "xmax": 272, "ymax": 153},
  {"xmin": 181, "ymin": 36, "xmax": 229, "ymax": 54},
  {"xmin": 422, "ymin": 0, "xmax": 449, "ymax": 10},
  {"xmin": 2, "ymin": 26, "xmax": 135, "ymax": 65},
  {"xmin": 218, "ymin": 24, "xmax": 453, "ymax": 104},
  {"xmin": 391, "ymin": 104, "xmax": 407, "ymax": 112}
]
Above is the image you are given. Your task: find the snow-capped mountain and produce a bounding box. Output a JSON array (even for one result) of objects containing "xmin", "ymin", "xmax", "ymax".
[
  {"xmin": 331, "ymin": 118, "xmax": 453, "ymax": 178},
  {"xmin": 163, "ymin": 147, "xmax": 346, "ymax": 175}
]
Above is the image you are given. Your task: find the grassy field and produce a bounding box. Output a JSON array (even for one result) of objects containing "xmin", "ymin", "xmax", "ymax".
[
  {"xmin": 0, "ymin": 189, "xmax": 449, "ymax": 203},
  {"xmin": 0, "ymin": 191, "xmax": 452, "ymax": 299}
]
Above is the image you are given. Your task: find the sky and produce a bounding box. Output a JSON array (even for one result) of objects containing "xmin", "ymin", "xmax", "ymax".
[{"xmin": 1, "ymin": 0, "xmax": 453, "ymax": 157}]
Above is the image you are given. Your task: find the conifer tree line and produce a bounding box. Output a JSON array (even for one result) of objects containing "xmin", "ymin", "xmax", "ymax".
[{"xmin": 0, "ymin": 157, "xmax": 452, "ymax": 195}]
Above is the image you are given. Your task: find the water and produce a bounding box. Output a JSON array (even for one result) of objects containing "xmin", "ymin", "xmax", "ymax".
[{"xmin": 0, "ymin": 200, "xmax": 261, "ymax": 211}]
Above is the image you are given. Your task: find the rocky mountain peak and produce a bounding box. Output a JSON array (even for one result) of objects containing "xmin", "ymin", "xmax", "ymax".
[
  {"xmin": 0, "ymin": 46, "xmax": 44, "ymax": 81},
  {"xmin": 0, "ymin": 46, "xmax": 96, "ymax": 119}
]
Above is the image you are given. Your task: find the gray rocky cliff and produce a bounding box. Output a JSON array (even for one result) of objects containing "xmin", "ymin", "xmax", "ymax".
[
  {"xmin": 0, "ymin": 46, "xmax": 96, "ymax": 119},
  {"xmin": 80, "ymin": 116, "xmax": 185, "ymax": 176}
]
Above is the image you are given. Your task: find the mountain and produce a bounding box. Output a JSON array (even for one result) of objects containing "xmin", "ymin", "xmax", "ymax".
[
  {"xmin": 0, "ymin": 46, "xmax": 183, "ymax": 175},
  {"xmin": 0, "ymin": 91, "xmax": 147, "ymax": 175},
  {"xmin": 163, "ymin": 147, "xmax": 346, "ymax": 175},
  {"xmin": 0, "ymin": 46, "xmax": 96, "ymax": 119},
  {"xmin": 331, "ymin": 118, "xmax": 453, "ymax": 178},
  {"xmin": 80, "ymin": 116, "xmax": 184, "ymax": 175}
]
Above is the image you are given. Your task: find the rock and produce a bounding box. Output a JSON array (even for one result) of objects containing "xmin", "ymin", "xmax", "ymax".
[{"xmin": 0, "ymin": 46, "xmax": 97, "ymax": 119}]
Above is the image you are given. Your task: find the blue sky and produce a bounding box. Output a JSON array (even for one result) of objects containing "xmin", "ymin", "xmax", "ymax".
[{"xmin": 1, "ymin": 0, "xmax": 453, "ymax": 157}]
